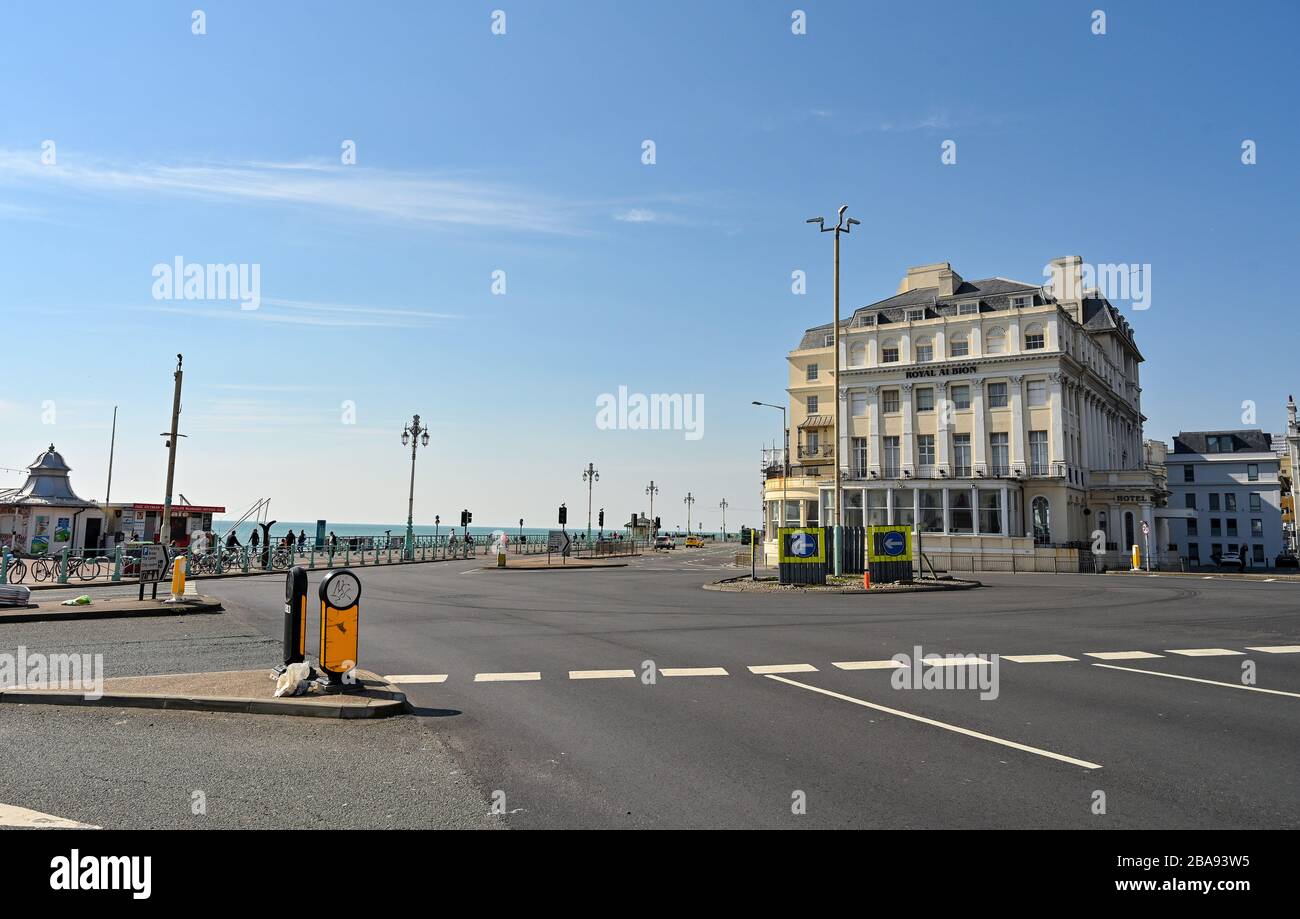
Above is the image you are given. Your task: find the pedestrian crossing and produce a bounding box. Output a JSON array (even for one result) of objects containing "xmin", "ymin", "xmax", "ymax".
[{"xmin": 383, "ymin": 642, "xmax": 1300, "ymax": 686}]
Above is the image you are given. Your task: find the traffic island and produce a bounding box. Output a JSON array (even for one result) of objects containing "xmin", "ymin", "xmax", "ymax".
[
  {"xmin": 481, "ymin": 556, "xmax": 630, "ymax": 571},
  {"xmin": 0, "ymin": 668, "xmax": 407, "ymax": 719},
  {"xmin": 705, "ymin": 575, "xmax": 981, "ymax": 594},
  {"xmin": 0, "ymin": 595, "xmax": 222, "ymax": 624}
]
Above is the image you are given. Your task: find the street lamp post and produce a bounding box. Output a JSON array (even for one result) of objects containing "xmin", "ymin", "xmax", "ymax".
[
  {"xmin": 719, "ymin": 498, "xmax": 729, "ymax": 538},
  {"xmin": 807, "ymin": 205, "xmax": 859, "ymax": 576},
  {"xmin": 582, "ymin": 462, "xmax": 600, "ymax": 539},
  {"xmin": 401, "ymin": 414, "xmax": 431, "ymax": 559},
  {"xmin": 645, "ymin": 481, "xmax": 659, "ymax": 534},
  {"xmin": 752, "ymin": 400, "xmax": 788, "ymax": 546},
  {"xmin": 683, "ymin": 492, "xmax": 695, "ymax": 534}
]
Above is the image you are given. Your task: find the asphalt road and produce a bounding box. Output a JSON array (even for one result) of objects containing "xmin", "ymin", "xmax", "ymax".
[{"xmin": 4, "ymin": 545, "xmax": 1299, "ymax": 828}]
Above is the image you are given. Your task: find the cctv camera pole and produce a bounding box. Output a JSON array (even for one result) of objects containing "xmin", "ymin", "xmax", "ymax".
[
  {"xmin": 807, "ymin": 206, "xmax": 859, "ymax": 577},
  {"xmin": 159, "ymin": 355, "xmax": 184, "ymax": 546},
  {"xmin": 719, "ymin": 498, "xmax": 728, "ymax": 538}
]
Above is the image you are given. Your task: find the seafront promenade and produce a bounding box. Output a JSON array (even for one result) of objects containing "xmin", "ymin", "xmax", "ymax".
[{"xmin": 0, "ymin": 533, "xmax": 649, "ymax": 590}]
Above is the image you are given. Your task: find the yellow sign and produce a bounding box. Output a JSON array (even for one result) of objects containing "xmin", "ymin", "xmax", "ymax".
[
  {"xmin": 867, "ymin": 526, "xmax": 913, "ymax": 563},
  {"xmin": 778, "ymin": 527, "xmax": 825, "ymax": 564},
  {"xmin": 320, "ymin": 603, "xmax": 359, "ymax": 674}
]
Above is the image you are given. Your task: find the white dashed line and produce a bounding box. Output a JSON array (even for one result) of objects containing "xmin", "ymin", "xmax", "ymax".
[
  {"xmin": 569, "ymin": 669, "xmax": 636, "ymax": 680},
  {"xmin": 1003, "ymin": 654, "xmax": 1079, "ymax": 664},
  {"xmin": 660, "ymin": 667, "xmax": 729, "ymax": 677},
  {"xmin": 1084, "ymin": 651, "xmax": 1164, "ymax": 660},
  {"xmin": 0, "ymin": 803, "xmax": 99, "ymax": 829},
  {"xmin": 924, "ymin": 656, "xmax": 993, "ymax": 667},
  {"xmin": 1165, "ymin": 648, "xmax": 1245, "ymax": 657},
  {"xmin": 384, "ymin": 674, "xmax": 448, "ymax": 684},
  {"xmin": 474, "ymin": 672, "xmax": 542, "ymax": 682},
  {"xmin": 765, "ymin": 675, "xmax": 1102, "ymax": 770},
  {"xmin": 746, "ymin": 664, "xmax": 818, "ymax": 674},
  {"xmin": 1245, "ymin": 645, "xmax": 1300, "ymax": 654},
  {"xmin": 832, "ymin": 660, "xmax": 906, "ymax": 670},
  {"xmin": 1092, "ymin": 663, "xmax": 1300, "ymax": 698}
]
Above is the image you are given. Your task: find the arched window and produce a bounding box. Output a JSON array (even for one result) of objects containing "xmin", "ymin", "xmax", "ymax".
[
  {"xmin": 1032, "ymin": 496, "xmax": 1051, "ymax": 545},
  {"xmin": 1024, "ymin": 322, "xmax": 1045, "ymax": 350},
  {"xmin": 914, "ymin": 337, "xmax": 933, "ymax": 363},
  {"xmin": 881, "ymin": 338, "xmax": 900, "ymax": 363},
  {"xmin": 985, "ymin": 327, "xmax": 1006, "ymax": 355},
  {"xmin": 848, "ymin": 341, "xmax": 866, "ymax": 367},
  {"xmin": 949, "ymin": 334, "xmax": 969, "ymax": 358}
]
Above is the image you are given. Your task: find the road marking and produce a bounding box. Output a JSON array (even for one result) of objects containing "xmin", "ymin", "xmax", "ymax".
[
  {"xmin": 1084, "ymin": 651, "xmax": 1164, "ymax": 660},
  {"xmin": 1245, "ymin": 645, "xmax": 1300, "ymax": 654},
  {"xmin": 832, "ymin": 660, "xmax": 906, "ymax": 670},
  {"xmin": 474, "ymin": 671, "xmax": 542, "ymax": 682},
  {"xmin": 660, "ymin": 667, "xmax": 729, "ymax": 677},
  {"xmin": 924, "ymin": 656, "xmax": 993, "ymax": 667},
  {"xmin": 765, "ymin": 675, "xmax": 1101, "ymax": 770},
  {"xmin": 1093, "ymin": 663, "xmax": 1300, "ymax": 698},
  {"xmin": 384, "ymin": 674, "xmax": 448, "ymax": 684},
  {"xmin": 0, "ymin": 803, "xmax": 99, "ymax": 829},
  {"xmin": 569, "ymin": 669, "xmax": 636, "ymax": 680},
  {"xmin": 747, "ymin": 664, "xmax": 818, "ymax": 674},
  {"xmin": 1165, "ymin": 648, "xmax": 1245, "ymax": 657},
  {"xmin": 1004, "ymin": 654, "xmax": 1079, "ymax": 664}
]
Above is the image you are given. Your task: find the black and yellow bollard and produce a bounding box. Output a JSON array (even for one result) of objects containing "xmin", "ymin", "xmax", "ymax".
[
  {"xmin": 317, "ymin": 569, "xmax": 361, "ymax": 690},
  {"xmin": 274, "ymin": 566, "xmax": 309, "ymax": 675}
]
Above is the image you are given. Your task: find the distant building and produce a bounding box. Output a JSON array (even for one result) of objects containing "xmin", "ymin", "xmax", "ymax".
[
  {"xmin": 1164, "ymin": 430, "xmax": 1284, "ymax": 567},
  {"xmin": 0, "ymin": 444, "xmax": 223, "ymax": 553},
  {"xmin": 760, "ymin": 256, "xmax": 1168, "ymax": 566}
]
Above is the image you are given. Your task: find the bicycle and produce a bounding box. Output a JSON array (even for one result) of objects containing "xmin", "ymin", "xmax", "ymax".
[
  {"xmin": 67, "ymin": 555, "xmax": 105, "ymax": 581},
  {"xmin": 4, "ymin": 556, "xmax": 29, "ymax": 583}
]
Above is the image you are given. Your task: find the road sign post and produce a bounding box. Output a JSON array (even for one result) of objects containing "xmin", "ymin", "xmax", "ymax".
[
  {"xmin": 137, "ymin": 544, "xmax": 167, "ymax": 601},
  {"xmin": 778, "ymin": 527, "xmax": 826, "ymax": 585},
  {"xmin": 317, "ymin": 569, "xmax": 361, "ymax": 691},
  {"xmin": 867, "ymin": 526, "xmax": 913, "ymax": 584},
  {"xmin": 275, "ymin": 566, "xmax": 309, "ymax": 675}
]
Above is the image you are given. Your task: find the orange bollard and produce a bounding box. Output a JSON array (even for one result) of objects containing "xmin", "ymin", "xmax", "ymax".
[{"xmin": 863, "ymin": 569, "xmax": 871, "ymax": 590}]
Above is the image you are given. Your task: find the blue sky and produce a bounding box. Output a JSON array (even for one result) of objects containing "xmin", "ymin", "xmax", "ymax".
[{"xmin": 1, "ymin": 1, "xmax": 1297, "ymax": 528}]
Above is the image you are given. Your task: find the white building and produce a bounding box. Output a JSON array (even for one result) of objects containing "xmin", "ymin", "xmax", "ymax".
[
  {"xmin": 1164, "ymin": 430, "xmax": 1284, "ymax": 568},
  {"xmin": 761, "ymin": 256, "xmax": 1168, "ymax": 568}
]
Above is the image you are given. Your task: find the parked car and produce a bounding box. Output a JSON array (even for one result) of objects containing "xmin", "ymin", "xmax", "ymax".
[
  {"xmin": 654, "ymin": 535, "xmax": 675, "ymax": 550},
  {"xmin": 1275, "ymin": 552, "xmax": 1299, "ymax": 569},
  {"xmin": 685, "ymin": 535, "xmax": 704, "ymax": 548}
]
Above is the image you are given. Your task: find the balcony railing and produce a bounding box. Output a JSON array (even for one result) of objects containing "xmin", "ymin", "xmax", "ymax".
[
  {"xmin": 842, "ymin": 461, "xmax": 1070, "ymax": 482},
  {"xmin": 797, "ymin": 444, "xmax": 835, "ymax": 459}
]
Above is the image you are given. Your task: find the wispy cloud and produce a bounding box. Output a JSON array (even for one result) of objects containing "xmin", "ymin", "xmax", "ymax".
[
  {"xmin": 0, "ymin": 150, "xmax": 584, "ymax": 235},
  {"xmin": 614, "ymin": 208, "xmax": 659, "ymax": 223},
  {"xmin": 132, "ymin": 296, "xmax": 461, "ymax": 329}
]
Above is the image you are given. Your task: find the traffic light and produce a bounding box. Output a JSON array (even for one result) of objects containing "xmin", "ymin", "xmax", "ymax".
[
  {"xmin": 598, "ymin": 509, "xmax": 605, "ymax": 528},
  {"xmin": 467, "ymin": 510, "xmax": 473, "ymax": 524},
  {"xmin": 654, "ymin": 516, "xmax": 661, "ymax": 532},
  {"xmin": 559, "ymin": 504, "xmax": 567, "ymax": 525},
  {"xmin": 460, "ymin": 509, "xmax": 472, "ymax": 528}
]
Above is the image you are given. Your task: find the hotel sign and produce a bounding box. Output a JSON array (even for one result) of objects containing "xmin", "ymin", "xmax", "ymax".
[{"xmin": 904, "ymin": 364, "xmax": 978, "ymax": 379}]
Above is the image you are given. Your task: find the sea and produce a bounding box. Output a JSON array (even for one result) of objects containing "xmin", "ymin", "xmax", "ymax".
[{"xmin": 212, "ymin": 520, "xmax": 720, "ymax": 542}]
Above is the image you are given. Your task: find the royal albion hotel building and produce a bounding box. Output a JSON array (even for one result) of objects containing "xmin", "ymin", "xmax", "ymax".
[{"xmin": 760, "ymin": 256, "xmax": 1169, "ymax": 567}]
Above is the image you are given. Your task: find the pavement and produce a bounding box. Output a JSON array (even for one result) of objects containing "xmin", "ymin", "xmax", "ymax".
[
  {"xmin": 0, "ymin": 594, "xmax": 221, "ymax": 624},
  {"xmin": 1, "ymin": 667, "xmax": 407, "ymax": 719},
  {"xmin": 2, "ymin": 542, "xmax": 1298, "ymax": 828}
]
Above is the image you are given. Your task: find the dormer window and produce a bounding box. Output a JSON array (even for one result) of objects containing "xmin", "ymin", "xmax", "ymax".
[
  {"xmin": 957, "ymin": 302, "xmax": 980, "ymax": 316},
  {"xmin": 905, "ymin": 308, "xmax": 925, "ymax": 322},
  {"xmin": 1011, "ymin": 295, "xmax": 1032, "ymax": 309},
  {"xmin": 824, "ymin": 334, "xmax": 834, "ymax": 347},
  {"xmin": 858, "ymin": 314, "xmax": 875, "ymax": 327}
]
